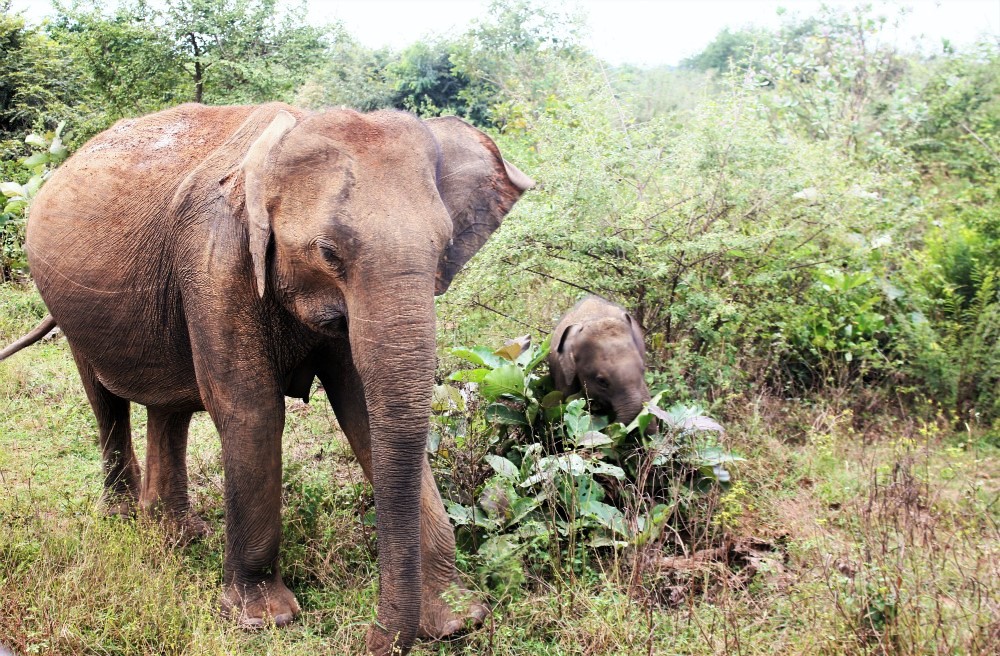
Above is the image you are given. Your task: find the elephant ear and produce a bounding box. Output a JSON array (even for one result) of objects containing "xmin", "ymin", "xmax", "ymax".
[
  {"xmin": 554, "ymin": 323, "xmax": 581, "ymax": 392},
  {"xmin": 624, "ymin": 313, "xmax": 646, "ymax": 366},
  {"xmin": 424, "ymin": 116, "xmax": 534, "ymax": 295},
  {"xmin": 242, "ymin": 110, "xmax": 297, "ymax": 298}
]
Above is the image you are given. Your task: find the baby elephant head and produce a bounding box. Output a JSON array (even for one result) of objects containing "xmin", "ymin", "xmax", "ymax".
[{"xmin": 549, "ymin": 297, "xmax": 651, "ymax": 425}]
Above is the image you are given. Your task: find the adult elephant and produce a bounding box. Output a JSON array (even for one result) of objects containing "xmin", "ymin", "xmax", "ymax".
[{"xmin": 1, "ymin": 103, "xmax": 532, "ymax": 655}]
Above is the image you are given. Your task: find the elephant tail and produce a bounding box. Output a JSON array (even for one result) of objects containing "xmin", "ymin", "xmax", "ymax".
[{"xmin": 0, "ymin": 314, "xmax": 58, "ymax": 362}]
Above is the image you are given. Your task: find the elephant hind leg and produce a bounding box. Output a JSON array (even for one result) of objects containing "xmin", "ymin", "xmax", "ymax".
[
  {"xmin": 73, "ymin": 352, "xmax": 140, "ymax": 516},
  {"xmin": 140, "ymin": 407, "xmax": 209, "ymax": 541}
]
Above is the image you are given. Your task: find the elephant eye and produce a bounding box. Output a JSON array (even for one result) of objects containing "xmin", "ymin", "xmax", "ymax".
[
  {"xmin": 317, "ymin": 242, "xmax": 345, "ymax": 275},
  {"xmin": 595, "ymin": 374, "xmax": 609, "ymax": 388}
]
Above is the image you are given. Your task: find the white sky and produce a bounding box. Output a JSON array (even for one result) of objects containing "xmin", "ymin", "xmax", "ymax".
[{"xmin": 11, "ymin": 0, "xmax": 1000, "ymax": 66}]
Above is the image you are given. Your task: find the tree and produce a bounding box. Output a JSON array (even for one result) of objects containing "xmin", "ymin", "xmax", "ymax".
[
  {"xmin": 294, "ymin": 36, "xmax": 394, "ymax": 112},
  {"xmin": 387, "ymin": 40, "xmax": 482, "ymax": 120},
  {"xmin": 0, "ymin": 2, "xmax": 88, "ymax": 159},
  {"xmin": 166, "ymin": 0, "xmax": 331, "ymax": 104},
  {"xmin": 55, "ymin": 0, "xmax": 334, "ymax": 108},
  {"xmin": 680, "ymin": 27, "xmax": 765, "ymax": 73},
  {"xmin": 52, "ymin": 0, "xmax": 186, "ymax": 120}
]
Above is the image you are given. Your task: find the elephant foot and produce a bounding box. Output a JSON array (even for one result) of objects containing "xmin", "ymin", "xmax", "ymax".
[
  {"xmin": 417, "ymin": 583, "xmax": 488, "ymax": 640},
  {"xmin": 221, "ymin": 577, "xmax": 300, "ymax": 629},
  {"xmin": 366, "ymin": 623, "xmax": 406, "ymax": 656},
  {"xmin": 139, "ymin": 497, "xmax": 211, "ymax": 544},
  {"xmin": 162, "ymin": 512, "xmax": 212, "ymax": 545},
  {"xmin": 102, "ymin": 491, "xmax": 138, "ymax": 518}
]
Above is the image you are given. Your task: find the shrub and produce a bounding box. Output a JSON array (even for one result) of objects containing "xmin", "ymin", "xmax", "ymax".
[
  {"xmin": 429, "ymin": 335, "xmax": 741, "ymax": 589},
  {"xmin": 0, "ymin": 122, "xmax": 67, "ymax": 281}
]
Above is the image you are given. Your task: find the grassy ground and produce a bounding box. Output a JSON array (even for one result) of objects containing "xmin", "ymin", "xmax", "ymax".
[{"xmin": 1, "ymin": 283, "xmax": 998, "ymax": 655}]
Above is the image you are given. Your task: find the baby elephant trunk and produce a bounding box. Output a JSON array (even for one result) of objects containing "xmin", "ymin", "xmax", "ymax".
[{"xmin": 614, "ymin": 386, "xmax": 652, "ymax": 427}]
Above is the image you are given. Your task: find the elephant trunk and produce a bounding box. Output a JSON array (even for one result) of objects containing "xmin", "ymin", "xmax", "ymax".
[
  {"xmin": 347, "ymin": 277, "xmax": 436, "ymax": 653},
  {"xmin": 615, "ymin": 386, "xmax": 652, "ymax": 427}
]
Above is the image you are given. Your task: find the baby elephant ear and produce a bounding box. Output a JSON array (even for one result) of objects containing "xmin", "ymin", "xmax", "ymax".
[
  {"xmin": 424, "ymin": 116, "xmax": 534, "ymax": 295},
  {"xmin": 242, "ymin": 110, "xmax": 296, "ymax": 298},
  {"xmin": 554, "ymin": 323, "xmax": 581, "ymax": 391},
  {"xmin": 624, "ymin": 312, "xmax": 646, "ymax": 366}
]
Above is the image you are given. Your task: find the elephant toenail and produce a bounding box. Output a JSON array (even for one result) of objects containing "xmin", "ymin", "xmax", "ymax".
[
  {"xmin": 240, "ymin": 617, "xmax": 265, "ymax": 630},
  {"xmin": 273, "ymin": 612, "xmax": 294, "ymax": 627}
]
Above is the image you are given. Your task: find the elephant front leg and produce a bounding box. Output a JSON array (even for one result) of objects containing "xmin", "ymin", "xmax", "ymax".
[
  {"xmin": 139, "ymin": 408, "xmax": 209, "ymax": 541},
  {"xmin": 416, "ymin": 461, "xmax": 489, "ymax": 639},
  {"xmin": 211, "ymin": 402, "xmax": 300, "ymax": 628},
  {"xmin": 319, "ymin": 366, "xmax": 487, "ymax": 641}
]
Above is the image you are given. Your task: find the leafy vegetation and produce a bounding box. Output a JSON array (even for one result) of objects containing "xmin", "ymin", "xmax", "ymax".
[
  {"xmin": 431, "ymin": 335, "xmax": 740, "ymax": 585},
  {"xmin": 1, "ymin": 0, "xmax": 999, "ymax": 653}
]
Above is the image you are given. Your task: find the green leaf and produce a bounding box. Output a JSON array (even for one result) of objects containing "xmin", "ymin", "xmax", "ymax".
[
  {"xmin": 580, "ymin": 499, "xmax": 628, "ymax": 537},
  {"xmin": 588, "ymin": 461, "xmax": 626, "ymax": 479},
  {"xmin": 431, "ymin": 384, "xmax": 464, "ymax": 412},
  {"xmin": 24, "ymin": 133, "xmax": 46, "ymax": 148},
  {"xmin": 0, "ymin": 182, "xmax": 24, "ymax": 198},
  {"xmin": 470, "ymin": 346, "xmax": 505, "ymax": 368},
  {"xmin": 426, "ymin": 428, "xmax": 442, "ymax": 454},
  {"xmin": 485, "ymin": 403, "xmax": 528, "ymax": 426},
  {"xmin": 24, "ymin": 175, "xmax": 43, "ymax": 196},
  {"xmin": 540, "ymin": 390, "xmax": 564, "ymax": 408},
  {"xmin": 477, "ymin": 534, "xmax": 521, "ymax": 561},
  {"xmin": 481, "ymin": 365, "xmax": 526, "ymax": 401},
  {"xmin": 563, "ymin": 398, "xmax": 590, "ymax": 438},
  {"xmin": 49, "ymin": 135, "xmax": 67, "ymax": 159},
  {"xmin": 525, "ymin": 399, "xmax": 540, "ymax": 424},
  {"xmin": 523, "ymin": 334, "xmax": 551, "ymax": 372},
  {"xmin": 449, "ymin": 348, "xmax": 486, "ymax": 366},
  {"xmin": 448, "ymin": 367, "xmax": 489, "ymax": 383},
  {"xmin": 484, "ymin": 455, "xmax": 520, "ymax": 480},
  {"xmin": 444, "ymin": 500, "xmax": 473, "ymax": 525},
  {"xmin": 576, "ymin": 431, "xmax": 613, "ymax": 448},
  {"xmin": 22, "ymin": 152, "xmax": 49, "ymax": 168},
  {"xmin": 3, "ymin": 200, "xmax": 27, "ymax": 214}
]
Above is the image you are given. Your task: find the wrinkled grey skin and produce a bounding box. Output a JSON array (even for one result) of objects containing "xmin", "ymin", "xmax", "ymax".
[
  {"xmin": 549, "ymin": 296, "xmax": 651, "ymax": 425},
  {"xmin": 4, "ymin": 102, "xmax": 532, "ymax": 655}
]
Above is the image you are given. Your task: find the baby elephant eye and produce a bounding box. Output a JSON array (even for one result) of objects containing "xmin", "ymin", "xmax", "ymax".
[{"xmin": 595, "ymin": 375, "xmax": 610, "ymax": 388}]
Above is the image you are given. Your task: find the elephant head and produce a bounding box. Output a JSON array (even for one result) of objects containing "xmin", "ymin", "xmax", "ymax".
[
  {"xmin": 550, "ymin": 296, "xmax": 651, "ymax": 425},
  {"xmin": 230, "ymin": 107, "xmax": 532, "ymax": 651}
]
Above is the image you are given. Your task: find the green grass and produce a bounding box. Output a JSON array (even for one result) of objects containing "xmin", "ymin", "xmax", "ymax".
[{"xmin": 2, "ymin": 283, "xmax": 998, "ymax": 655}]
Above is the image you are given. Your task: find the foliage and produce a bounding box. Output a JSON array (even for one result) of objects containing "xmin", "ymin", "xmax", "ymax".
[
  {"xmin": 54, "ymin": 0, "xmax": 335, "ymax": 107},
  {"xmin": 748, "ymin": 3, "xmax": 911, "ymax": 157},
  {"xmin": 386, "ymin": 39, "xmax": 486, "ymax": 122},
  {"xmin": 680, "ymin": 26, "xmax": 767, "ymax": 73},
  {"xmin": 440, "ymin": 51, "xmax": 924, "ymax": 404},
  {"xmin": 431, "ymin": 335, "xmax": 740, "ymax": 585},
  {"xmin": 165, "ymin": 0, "xmax": 332, "ymax": 104},
  {"xmin": 2, "ymin": 2, "xmax": 1000, "ymax": 652},
  {"xmin": 0, "ymin": 3, "xmax": 90, "ymax": 159},
  {"xmin": 0, "ymin": 122, "xmax": 67, "ymax": 281},
  {"xmin": 294, "ymin": 37, "xmax": 394, "ymax": 111},
  {"xmin": 50, "ymin": 0, "xmax": 187, "ymax": 119}
]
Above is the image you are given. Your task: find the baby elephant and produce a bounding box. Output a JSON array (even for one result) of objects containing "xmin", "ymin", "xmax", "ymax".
[{"xmin": 549, "ymin": 296, "xmax": 651, "ymax": 425}]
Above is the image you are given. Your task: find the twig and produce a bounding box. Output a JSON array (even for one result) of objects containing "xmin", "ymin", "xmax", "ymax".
[
  {"xmin": 598, "ymin": 59, "xmax": 633, "ymax": 150},
  {"xmin": 959, "ymin": 122, "xmax": 1000, "ymax": 166},
  {"xmin": 466, "ymin": 299, "xmax": 548, "ymax": 334}
]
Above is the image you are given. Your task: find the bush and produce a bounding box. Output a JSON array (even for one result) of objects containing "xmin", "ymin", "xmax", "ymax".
[
  {"xmin": 0, "ymin": 123, "xmax": 67, "ymax": 281},
  {"xmin": 429, "ymin": 335, "xmax": 740, "ymax": 589}
]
